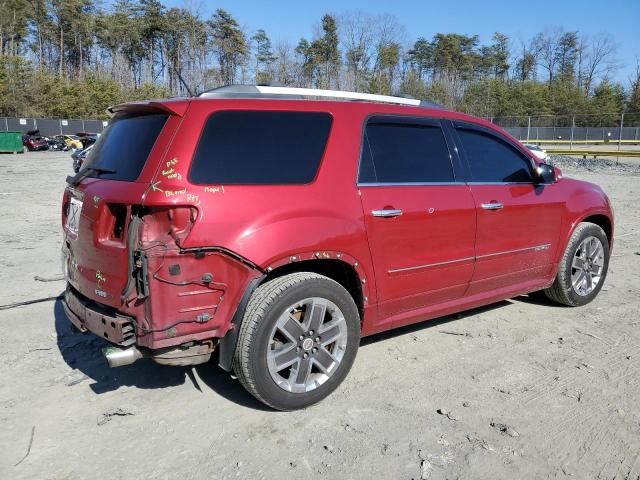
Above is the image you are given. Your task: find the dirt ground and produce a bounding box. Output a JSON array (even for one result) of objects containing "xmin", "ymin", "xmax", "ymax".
[{"xmin": 1, "ymin": 151, "xmax": 639, "ymax": 480}]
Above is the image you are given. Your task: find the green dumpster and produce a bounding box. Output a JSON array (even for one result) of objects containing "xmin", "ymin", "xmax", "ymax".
[{"xmin": 0, "ymin": 131, "xmax": 24, "ymax": 153}]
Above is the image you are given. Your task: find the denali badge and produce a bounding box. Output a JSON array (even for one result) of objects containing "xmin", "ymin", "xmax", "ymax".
[{"xmin": 95, "ymin": 270, "xmax": 106, "ymax": 285}]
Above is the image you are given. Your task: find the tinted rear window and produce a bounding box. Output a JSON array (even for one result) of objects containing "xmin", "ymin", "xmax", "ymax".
[
  {"xmin": 189, "ymin": 111, "xmax": 332, "ymax": 184},
  {"xmin": 83, "ymin": 113, "xmax": 168, "ymax": 181}
]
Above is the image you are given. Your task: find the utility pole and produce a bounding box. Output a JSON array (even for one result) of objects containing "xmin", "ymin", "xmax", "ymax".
[
  {"xmin": 618, "ymin": 113, "xmax": 624, "ymax": 152},
  {"xmin": 570, "ymin": 116, "xmax": 575, "ymax": 151}
]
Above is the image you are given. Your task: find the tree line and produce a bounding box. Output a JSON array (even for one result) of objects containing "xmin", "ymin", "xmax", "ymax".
[{"xmin": 0, "ymin": 0, "xmax": 639, "ymax": 124}]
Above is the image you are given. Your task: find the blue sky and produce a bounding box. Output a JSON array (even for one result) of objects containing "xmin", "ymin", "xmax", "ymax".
[{"xmin": 166, "ymin": 0, "xmax": 639, "ymax": 85}]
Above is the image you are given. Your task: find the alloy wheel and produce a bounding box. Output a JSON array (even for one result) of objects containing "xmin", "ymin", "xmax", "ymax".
[
  {"xmin": 571, "ymin": 235, "xmax": 605, "ymax": 296},
  {"xmin": 266, "ymin": 297, "xmax": 348, "ymax": 393}
]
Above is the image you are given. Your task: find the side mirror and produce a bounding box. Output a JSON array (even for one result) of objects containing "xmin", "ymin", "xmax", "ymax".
[{"xmin": 536, "ymin": 162, "xmax": 557, "ymax": 184}]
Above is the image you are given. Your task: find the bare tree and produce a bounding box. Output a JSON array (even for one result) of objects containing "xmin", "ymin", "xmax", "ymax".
[
  {"xmin": 371, "ymin": 13, "xmax": 407, "ymax": 91},
  {"xmin": 534, "ymin": 27, "xmax": 562, "ymax": 83},
  {"xmin": 273, "ymin": 40, "xmax": 298, "ymax": 86},
  {"xmin": 627, "ymin": 58, "xmax": 640, "ymax": 113},
  {"xmin": 513, "ymin": 37, "xmax": 539, "ymax": 82},
  {"xmin": 338, "ymin": 11, "xmax": 375, "ymax": 91},
  {"xmin": 579, "ymin": 33, "xmax": 619, "ymax": 95}
]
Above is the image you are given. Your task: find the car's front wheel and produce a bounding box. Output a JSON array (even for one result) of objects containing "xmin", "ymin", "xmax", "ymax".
[
  {"xmin": 544, "ymin": 222, "xmax": 610, "ymax": 306},
  {"xmin": 233, "ymin": 272, "xmax": 360, "ymax": 410}
]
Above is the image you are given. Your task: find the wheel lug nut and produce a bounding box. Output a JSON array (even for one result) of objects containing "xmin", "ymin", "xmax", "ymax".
[
  {"xmin": 309, "ymin": 330, "xmax": 314, "ymax": 335},
  {"xmin": 315, "ymin": 336, "xmax": 320, "ymax": 342},
  {"xmin": 299, "ymin": 335, "xmax": 304, "ymax": 340},
  {"xmin": 303, "ymin": 353, "xmax": 309, "ymax": 359},
  {"xmin": 312, "ymin": 347, "xmax": 318, "ymax": 353},
  {"xmin": 296, "ymin": 347, "xmax": 301, "ymax": 352}
]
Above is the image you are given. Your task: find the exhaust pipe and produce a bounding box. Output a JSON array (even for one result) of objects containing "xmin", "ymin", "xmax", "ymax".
[{"xmin": 103, "ymin": 346, "xmax": 143, "ymax": 367}]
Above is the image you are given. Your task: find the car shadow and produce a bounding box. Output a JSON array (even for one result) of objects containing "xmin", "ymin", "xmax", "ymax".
[
  {"xmin": 514, "ymin": 290, "xmax": 566, "ymax": 307},
  {"xmin": 53, "ymin": 298, "xmax": 268, "ymax": 410},
  {"xmin": 53, "ymin": 293, "xmax": 559, "ymax": 410}
]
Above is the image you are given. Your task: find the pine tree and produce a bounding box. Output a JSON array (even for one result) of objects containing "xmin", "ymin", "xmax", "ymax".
[
  {"xmin": 208, "ymin": 9, "xmax": 247, "ymax": 86},
  {"xmin": 311, "ymin": 14, "xmax": 339, "ymax": 89},
  {"xmin": 251, "ymin": 29, "xmax": 276, "ymax": 84}
]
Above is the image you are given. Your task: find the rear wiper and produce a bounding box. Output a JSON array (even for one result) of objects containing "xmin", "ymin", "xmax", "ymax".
[{"xmin": 66, "ymin": 166, "xmax": 117, "ymax": 186}]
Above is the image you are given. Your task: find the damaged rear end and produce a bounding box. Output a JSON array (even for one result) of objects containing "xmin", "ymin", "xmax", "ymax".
[{"xmin": 61, "ymin": 100, "xmax": 261, "ymax": 367}]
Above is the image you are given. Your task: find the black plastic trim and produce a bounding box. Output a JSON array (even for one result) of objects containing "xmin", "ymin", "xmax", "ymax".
[
  {"xmin": 121, "ymin": 215, "xmax": 142, "ymax": 301},
  {"xmin": 441, "ymin": 119, "xmax": 472, "ymax": 182},
  {"xmin": 218, "ymin": 275, "xmax": 265, "ymax": 372}
]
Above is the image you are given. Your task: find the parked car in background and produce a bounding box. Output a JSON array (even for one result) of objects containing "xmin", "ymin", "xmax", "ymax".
[
  {"xmin": 24, "ymin": 135, "xmax": 49, "ymax": 151},
  {"xmin": 22, "ymin": 129, "xmax": 50, "ymax": 151},
  {"xmin": 524, "ymin": 143, "xmax": 550, "ymax": 161},
  {"xmin": 61, "ymin": 86, "xmax": 613, "ymax": 410},
  {"xmin": 76, "ymin": 132, "xmax": 99, "ymax": 148},
  {"xmin": 63, "ymin": 135, "xmax": 84, "ymax": 150},
  {"xmin": 71, "ymin": 144, "xmax": 93, "ymax": 172},
  {"xmin": 46, "ymin": 136, "xmax": 67, "ymax": 151},
  {"xmin": 22, "ymin": 129, "xmax": 40, "ymax": 145}
]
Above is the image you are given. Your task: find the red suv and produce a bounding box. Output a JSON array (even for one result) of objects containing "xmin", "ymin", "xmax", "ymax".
[{"xmin": 62, "ymin": 86, "xmax": 613, "ymax": 410}]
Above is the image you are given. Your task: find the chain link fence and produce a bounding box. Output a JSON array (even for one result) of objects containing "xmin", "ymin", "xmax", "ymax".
[
  {"xmin": 3, "ymin": 113, "xmax": 640, "ymax": 147},
  {"xmin": 0, "ymin": 117, "xmax": 108, "ymax": 136},
  {"xmin": 491, "ymin": 113, "xmax": 640, "ymax": 145}
]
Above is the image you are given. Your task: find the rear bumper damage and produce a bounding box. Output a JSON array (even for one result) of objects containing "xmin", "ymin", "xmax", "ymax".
[
  {"xmin": 63, "ymin": 286, "xmax": 136, "ymax": 346},
  {"xmin": 61, "ymin": 197, "xmax": 264, "ymax": 368},
  {"xmin": 62, "ymin": 245, "xmax": 262, "ymax": 367},
  {"xmin": 64, "ymin": 286, "xmax": 218, "ymax": 366}
]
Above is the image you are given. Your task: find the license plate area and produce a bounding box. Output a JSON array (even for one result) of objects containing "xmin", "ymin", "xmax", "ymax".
[{"xmin": 65, "ymin": 196, "xmax": 83, "ymax": 238}]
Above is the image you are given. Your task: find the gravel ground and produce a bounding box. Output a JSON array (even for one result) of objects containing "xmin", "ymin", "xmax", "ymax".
[
  {"xmin": 1, "ymin": 151, "xmax": 639, "ymax": 480},
  {"xmin": 549, "ymin": 154, "xmax": 640, "ymax": 174}
]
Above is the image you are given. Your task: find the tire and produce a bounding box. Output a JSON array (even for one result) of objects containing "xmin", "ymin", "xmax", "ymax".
[
  {"xmin": 232, "ymin": 272, "xmax": 361, "ymax": 410},
  {"xmin": 544, "ymin": 222, "xmax": 610, "ymax": 306}
]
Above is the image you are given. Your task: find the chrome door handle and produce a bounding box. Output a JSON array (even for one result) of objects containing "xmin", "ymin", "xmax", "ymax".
[
  {"xmin": 481, "ymin": 202, "xmax": 504, "ymax": 210},
  {"xmin": 372, "ymin": 209, "xmax": 403, "ymax": 218}
]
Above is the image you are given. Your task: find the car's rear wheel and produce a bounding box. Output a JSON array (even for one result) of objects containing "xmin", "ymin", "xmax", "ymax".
[
  {"xmin": 233, "ymin": 272, "xmax": 360, "ymax": 410},
  {"xmin": 544, "ymin": 222, "xmax": 610, "ymax": 306}
]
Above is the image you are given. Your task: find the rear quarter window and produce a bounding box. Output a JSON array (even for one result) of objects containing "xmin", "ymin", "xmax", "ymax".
[{"xmin": 189, "ymin": 111, "xmax": 332, "ymax": 185}]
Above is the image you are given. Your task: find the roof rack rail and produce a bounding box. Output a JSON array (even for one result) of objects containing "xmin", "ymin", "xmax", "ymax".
[{"xmin": 197, "ymin": 85, "xmax": 442, "ymax": 109}]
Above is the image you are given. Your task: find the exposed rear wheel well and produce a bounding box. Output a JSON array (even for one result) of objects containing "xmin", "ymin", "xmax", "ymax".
[
  {"xmin": 261, "ymin": 260, "xmax": 364, "ymax": 319},
  {"xmin": 582, "ymin": 215, "xmax": 612, "ymax": 245}
]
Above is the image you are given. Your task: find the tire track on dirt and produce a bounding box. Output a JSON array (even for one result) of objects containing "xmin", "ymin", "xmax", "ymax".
[
  {"xmin": 626, "ymin": 450, "xmax": 640, "ymax": 480},
  {"xmin": 610, "ymin": 445, "xmax": 636, "ymax": 480},
  {"xmin": 511, "ymin": 337, "xmax": 640, "ymax": 475},
  {"xmin": 521, "ymin": 343, "xmax": 640, "ymax": 406},
  {"xmin": 551, "ymin": 411, "xmax": 600, "ymax": 464},
  {"xmin": 598, "ymin": 428, "xmax": 640, "ymax": 480},
  {"xmin": 517, "ymin": 341, "xmax": 610, "ymax": 403}
]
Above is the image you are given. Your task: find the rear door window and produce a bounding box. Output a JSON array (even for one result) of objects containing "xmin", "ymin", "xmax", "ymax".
[
  {"xmin": 455, "ymin": 125, "xmax": 534, "ymax": 183},
  {"xmin": 359, "ymin": 121, "xmax": 454, "ymax": 183},
  {"xmin": 83, "ymin": 113, "xmax": 169, "ymax": 181},
  {"xmin": 189, "ymin": 111, "xmax": 332, "ymax": 184}
]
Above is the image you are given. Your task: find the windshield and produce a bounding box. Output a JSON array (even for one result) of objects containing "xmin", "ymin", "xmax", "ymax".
[{"xmin": 81, "ymin": 113, "xmax": 168, "ymax": 181}]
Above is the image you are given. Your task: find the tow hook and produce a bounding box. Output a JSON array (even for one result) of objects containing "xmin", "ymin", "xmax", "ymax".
[{"xmin": 103, "ymin": 346, "xmax": 143, "ymax": 367}]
